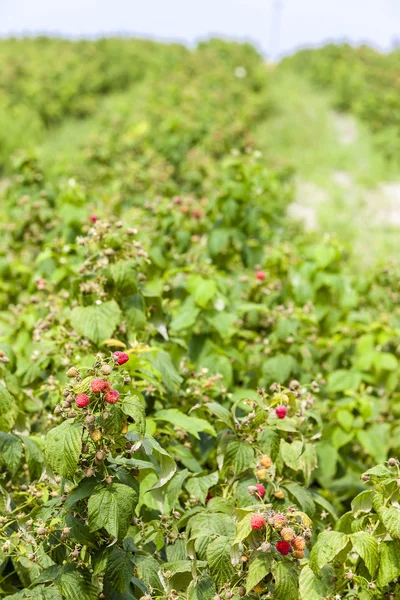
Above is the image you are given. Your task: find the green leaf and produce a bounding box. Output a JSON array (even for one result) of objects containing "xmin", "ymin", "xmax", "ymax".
[
  {"xmin": 273, "ymin": 562, "xmax": 298, "ymax": 600},
  {"xmin": 186, "ymin": 472, "xmax": 219, "ymax": 504},
  {"xmin": 378, "ymin": 540, "xmax": 400, "ymax": 587},
  {"xmin": 351, "ymin": 490, "xmax": 374, "ymax": 516},
  {"xmin": 280, "ymin": 440, "xmax": 303, "ymax": 470},
  {"xmin": 262, "ymin": 354, "xmax": 297, "ymax": 384},
  {"xmin": 160, "ymin": 560, "xmax": 206, "ymax": 576},
  {"xmin": 106, "ymin": 546, "xmax": 133, "ymax": 593},
  {"xmin": 155, "ymin": 409, "xmax": 216, "ymax": 439},
  {"xmin": 166, "ymin": 469, "xmax": 189, "ymax": 510},
  {"xmin": 135, "ymin": 555, "xmax": 163, "ymax": 593},
  {"xmin": 309, "ymin": 531, "xmax": 350, "ymax": 573},
  {"xmin": 223, "ymin": 438, "xmax": 255, "ymax": 473},
  {"xmin": 188, "ymin": 576, "xmax": 216, "ymax": 600},
  {"xmin": 109, "ymin": 261, "xmax": 138, "ymax": 293},
  {"xmin": 121, "ymin": 394, "xmax": 146, "ymax": 436},
  {"xmin": 351, "ymin": 532, "xmax": 379, "ymax": 577},
  {"xmin": 21, "ymin": 436, "xmax": 44, "ymax": 480},
  {"xmin": 188, "ymin": 513, "xmax": 235, "ymax": 541},
  {"xmin": 88, "ymin": 483, "xmax": 138, "ymax": 540},
  {"xmin": 299, "ymin": 565, "xmax": 333, "ymax": 600},
  {"xmin": 206, "ymin": 535, "xmax": 234, "ymax": 585},
  {"xmin": 0, "ymin": 432, "xmax": 23, "ymax": 475},
  {"xmin": 246, "ymin": 554, "xmax": 273, "ymax": 593},
  {"xmin": 380, "ymin": 506, "xmax": 400, "ymax": 539},
  {"xmin": 45, "ymin": 420, "xmax": 82, "ymax": 479},
  {"xmin": 148, "ymin": 351, "xmax": 183, "ymax": 392},
  {"xmin": 170, "ymin": 297, "xmax": 200, "ymax": 332},
  {"xmin": 327, "ymin": 370, "xmax": 362, "ymax": 393},
  {"xmin": 284, "ymin": 482, "xmax": 315, "ymax": 515},
  {"xmin": 204, "ymin": 401, "xmax": 235, "ymax": 429},
  {"xmin": 233, "ymin": 512, "xmax": 253, "ymax": 544},
  {"xmin": 57, "ymin": 566, "xmax": 98, "ymax": 600},
  {"xmin": 0, "ymin": 385, "xmax": 18, "ymax": 432},
  {"xmin": 187, "ymin": 275, "xmax": 218, "ymax": 308},
  {"xmin": 258, "ymin": 428, "xmax": 280, "ymax": 460},
  {"xmin": 70, "ymin": 300, "xmax": 122, "ymax": 345}
]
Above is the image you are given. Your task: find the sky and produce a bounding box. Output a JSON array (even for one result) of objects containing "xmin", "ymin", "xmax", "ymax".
[{"xmin": 1, "ymin": 0, "xmax": 400, "ymax": 57}]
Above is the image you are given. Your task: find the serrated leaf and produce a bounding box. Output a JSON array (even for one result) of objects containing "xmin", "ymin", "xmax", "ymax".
[
  {"xmin": 121, "ymin": 394, "xmax": 146, "ymax": 436},
  {"xmin": 88, "ymin": 483, "xmax": 138, "ymax": 540},
  {"xmin": 188, "ymin": 576, "xmax": 216, "ymax": 600},
  {"xmin": 166, "ymin": 469, "xmax": 189, "ymax": 510},
  {"xmin": 380, "ymin": 506, "xmax": 400, "ymax": 538},
  {"xmin": 299, "ymin": 565, "xmax": 333, "ymax": 600},
  {"xmin": 160, "ymin": 560, "xmax": 206, "ymax": 576},
  {"xmin": 280, "ymin": 440, "xmax": 303, "ymax": 471},
  {"xmin": 309, "ymin": 531, "xmax": 350, "ymax": 573},
  {"xmin": 70, "ymin": 300, "xmax": 121, "ymax": 345},
  {"xmin": 351, "ymin": 532, "xmax": 379, "ymax": 577},
  {"xmin": 205, "ymin": 401, "xmax": 235, "ymax": 429},
  {"xmin": 246, "ymin": 554, "xmax": 273, "ymax": 593},
  {"xmin": 21, "ymin": 436, "xmax": 44, "ymax": 480},
  {"xmin": 57, "ymin": 566, "xmax": 98, "ymax": 600},
  {"xmin": 0, "ymin": 432, "xmax": 23, "ymax": 475},
  {"xmin": 45, "ymin": 420, "xmax": 82, "ymax": 479},
  {"xmin": 377, "ymin": 540, "xmax": 400, "ymax": 587},
  {"xmin": 106, "ymin": 546, "xmax": 134, "ymax": 593},
  {"xmin": 186, "ymin": 472, "xmax": 219, "ymax": 504},
  {"xmin": 188, "ymin": 513, "xmax": 236, "ymax": 541},
  {"xmin": 234, "ymin": 512, "xmax": 253, "ymax": 544},
  {"xmin": 274, "ymin": 562, "xmax": 298, "ymax": 600},
  {"xmin": 258, "ymin": 428, "xmax": 280, "ymax": 460},
  {"xmin": 224, "ymin": 438, "xmax": 255, "ymax": 473},
  {"xmin": 284, "ymin": 482, "xmax": 315, "ymax": 515},
  {"xmin": 351, "ymin": 490, "xmax": 374, "ymax": 516},
  {"xmin": 155, "ymin": 409, "xmax": 216, "ymax": 439},
  {"xmin": 206, "ymin": 536, "xmax": 234, "ymax": 585},
  {"xmin": 0, "ymin": 385, "xmax": 18, "ymax": 432},
  {"xmin": 148, "ymin": 351, "xmax": 183, "ymax": 392}
]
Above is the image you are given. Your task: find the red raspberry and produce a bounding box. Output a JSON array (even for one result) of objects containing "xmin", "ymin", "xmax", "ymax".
[
  {"xmin": 113, "ymin": 351, "xmax": 129, "ymax": 365},
  {"xmin": 292, "ymin": 536, "xmax": 306, "ymax": 551},
  {"xmin": 255, "ymin": 484, "xmax": 265, "ymax": 498},
  {"xmin": 256, "ymin": 270, "xmax": 265, "ymax": 281},
  {"xmin": 102, "ymin": 380, "xmax": 111, "ymax": 393},
  {"xmin": 250, "ymin": 514, "xmax": 266, "ymax": 530},
  {"xmin": 275, "ymin": 405, "xmax": 287, "ymax": 419},
  {"xmin": 276, "ymin": 541, "xmax": 291, "ymax": 555},
  {"xmin": 91, "ymin": 378, "xmax": 108, "ymax": 393},
  {"xmin": 75, "ymin": 394, "xmax": 89, "ymax": 408},
  {"xmin": 89, "ymin": 214, "xmax": 98, "ymax": 223},
  {"xmin": 105, "ymin": 390, "xmax": 120, "ymax": 404},
  {"xmin": 192, "ymin": 209, "xmax": 202, "ymax": 219}
]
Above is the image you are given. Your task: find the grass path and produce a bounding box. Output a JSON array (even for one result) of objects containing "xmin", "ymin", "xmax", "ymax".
[{"xmin": 256, "ymin": 69, "xmax": 400, "ymax": 263}]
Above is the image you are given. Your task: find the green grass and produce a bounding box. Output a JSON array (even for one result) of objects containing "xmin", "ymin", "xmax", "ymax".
[{"xmin": 256, "ymin": 68, "xmax": 400, "ymax": 262}]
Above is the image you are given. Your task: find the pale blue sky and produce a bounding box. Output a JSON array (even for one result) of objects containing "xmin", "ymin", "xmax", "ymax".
[{"xmin": 1, "ymin": 0, "xmax": 399, "ymax": 57}]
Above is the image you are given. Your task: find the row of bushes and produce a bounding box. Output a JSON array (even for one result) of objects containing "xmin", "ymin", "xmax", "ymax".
[
  {"xmin": 1, "ymin": 39, "xmax": 400, "ymax": 599},
  {"xmin": 282, "ymin": 43, "xmax": 400, "ymax": 162}
]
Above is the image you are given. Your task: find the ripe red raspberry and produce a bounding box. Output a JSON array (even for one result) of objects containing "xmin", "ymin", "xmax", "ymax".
[
  {"xmin": 75, "ymin": 394, "xmax": 89, "ymax": 408},
  {"xmin": 250, "ymin": 514, "xmax": 266, "ymax": 530},
  {"xmin": 256, "ymin": 270, "xmax": 265, "ymax": 281},
  {"xmin": 113, "ymin": 351, "xmax": 129, "ymax": 365},
  {"xmin": 275, "ymin": 405, "xmax": 287, "ymax": 419},
  {"xmin": 89, "ymin": 214, "xmax": 98, "ymax": 223},
  {"xmin": 276, "ymin": 541, "xmax": 291, "ymax": 555},
  {"xmin": 292, "ymin": 536, "xmax": 306, "ymax": 551},
  {"xmin": 105, "ymin": 390, "xmax": 120, "ymax": 404},
  {"xmin": 255, "ymin": 484, "xmax": 265, "ymax": 498},
  {"xmin": 91, "ymin": 378, "xmax": 108, "ymax": 393}
]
